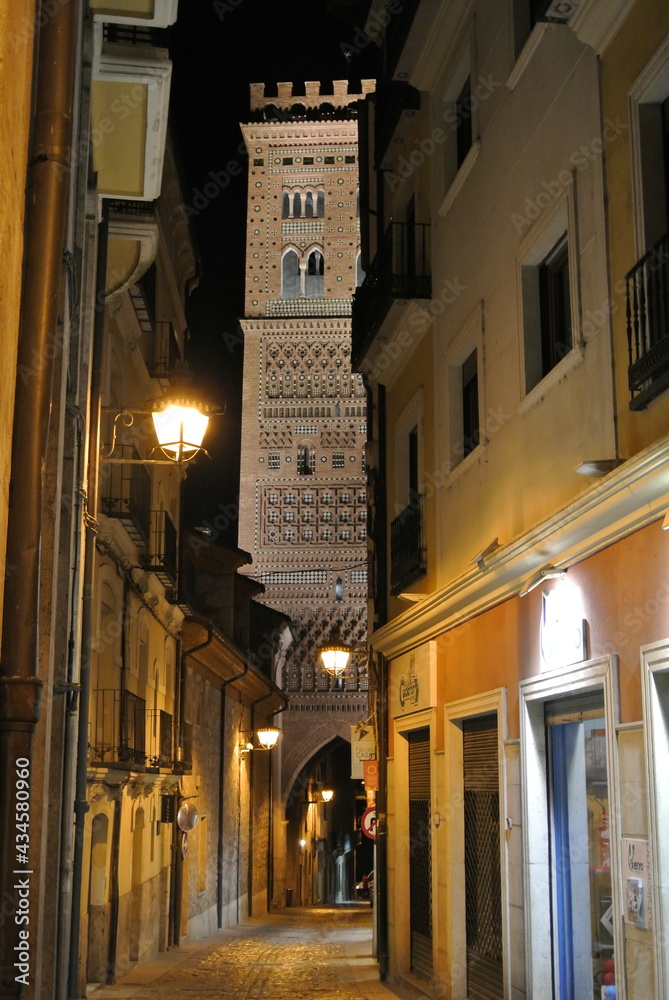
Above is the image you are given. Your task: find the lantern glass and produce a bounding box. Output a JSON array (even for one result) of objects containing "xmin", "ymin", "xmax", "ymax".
[
  {"xmin": 320, "ymin": 644, "xmax": 350, "ymax": 676},
  {"xmin": 152, "ymin": 403, "xmax": 209, "ymax": 462},
  {"xmin": 321, "ymin": 788, "xmax": 334, "ymax": 802},
  {"xmin": 256, "ymin": 727, "xmax": 280, "ymax": 749}
]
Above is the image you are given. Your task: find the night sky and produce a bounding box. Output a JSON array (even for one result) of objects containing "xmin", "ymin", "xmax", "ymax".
[{"xmin": 169, "ymin": 1, "xmax": 378, "ymax": 546}]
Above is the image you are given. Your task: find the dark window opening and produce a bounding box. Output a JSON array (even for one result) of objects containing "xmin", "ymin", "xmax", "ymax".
[
  {"xmin": 539, "ymin": 235, "xmax": 571, "ymax": 377},
  {"xmin": 462, "ymin": 349, "xmax": 480, "ymax": 457},
  {"xmin": 456, "ymin": 77, "xmax": 473, "ymax": 169}
]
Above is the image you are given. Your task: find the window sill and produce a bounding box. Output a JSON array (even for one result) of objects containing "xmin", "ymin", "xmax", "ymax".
[
  {"xmin": 518, "ymin": 342, "xmax": 585, "ymax": 416},
  {"xmin": 444, "ymin": 440, "xmax": 487, "ymax": 489},
  {"xmin": 506, "ymin": 23, "xmax": 548, "ymax": 92},
  {"xmin": 437, "ymin": 140, "xmax": 481, "ymax": 219}
]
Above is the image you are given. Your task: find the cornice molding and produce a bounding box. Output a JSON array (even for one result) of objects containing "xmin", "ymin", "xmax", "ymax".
[{"xmin": 371, "ymin": 435, "xmax": 669, "ymax": 658}]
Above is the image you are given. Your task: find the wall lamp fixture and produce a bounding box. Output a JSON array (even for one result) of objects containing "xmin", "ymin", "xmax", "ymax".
[
  {"xmin": 239, "ymin": 728, "xmax": 281, "ymax": 754},
  {"xmin": 519, "ymin": 564, "xmax": 567, "ymax": 597},
  {"xmin": 318, "ymin": 625, "xmax": 367, "ymax": 676},
  {"xmin": 101, "ymin": 363, "xmax": 216, "ymax": 466}
]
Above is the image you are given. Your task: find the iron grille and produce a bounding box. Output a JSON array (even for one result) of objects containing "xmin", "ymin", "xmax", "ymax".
[
  {"xmin": 463, "ymin": 717, "xmax": 503, "ymax": 1000},
  {"xmin": 390, "ymin": 495, "xmax": 426, "ymax": 594},
  {"xmin": 626, "ymin": 231, "xmax": 669, "ymax": 409},
  {"xmin": 142, "ymin": 509, "xmax": 177, "ymax": 587},
  {"xmin": 408, "ymin": 729, "xmax": 432, "ymax": 980},
  {"xmin": 89, "ymin": 689, "xmax": 146, "ymax": 767},
  {"xmin": 146, "ymin": 709, "xmax": 173, "ymax": 768},
  {"xmin": 100, "ymin": 451, "xmax": 151, "ymax": 546}
]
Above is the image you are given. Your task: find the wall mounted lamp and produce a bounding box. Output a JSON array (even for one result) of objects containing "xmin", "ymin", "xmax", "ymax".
[
  {"xmin": 239, "ymin": 728, "xmax": 281, "ymax": 754},
  {"xmin": 101, "ymin": 363, "xmax": 216, "ymax": 466},
  {"xmin": 519, "ymin": 564, "xmax": 568, "ymax": 597},
  {"xmin": 320, "ymin": 788, "xmax": 334, "ymax": 802}
]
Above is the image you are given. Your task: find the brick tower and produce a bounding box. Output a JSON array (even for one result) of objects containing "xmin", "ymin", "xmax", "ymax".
[{"xmin": 238, "ymin": 81, "xmax": 375, "ymax": 823}]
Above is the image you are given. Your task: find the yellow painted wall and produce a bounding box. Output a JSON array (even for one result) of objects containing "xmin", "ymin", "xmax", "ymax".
[
  {"xmin": 90, "ymin": 0, "xmax": 155, "ymax": 18},
  {"xmin": 0, "ymin": 0, "xmax": 36, "ymax": 647},
  {"xmin": 602, "ymin": 0, "xmax": 669, "ymax": 455},
  {"xmin": 91, "ymin": 79, "xmax": 148, "ymax": 197}
]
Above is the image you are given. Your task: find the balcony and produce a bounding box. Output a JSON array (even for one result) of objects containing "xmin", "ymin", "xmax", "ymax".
[
  {"xmin": 142, "ymin": 509, "xmax": 178, "ymax": 587},
  {"xmin": 146, "ymin": 709, "xmax": 173, "ymax": 768},
  {"xmin": 90, "ymin": 689, "xmax": 146, "ymax": 767},
  {"xmin": 352, "ymin": 221, "xmax": 431, "ymax": 369},
  {"xmin": 101, "ymin": 452, "xmax": 151, "ymax": 546},
  {"xmin": 390, "ymin": 495, "xmax": 426, "ymax": 594},
  {"xmin": 626, "ymin": 232, "xmax": 669, "ymax": 410},
  {"xmin": 177, "ymin": 721, "xmax": 193, "ymax": 772},
  {"xmin": 375, "ymin": 81, "xmax": 421, "ymax": 171}
]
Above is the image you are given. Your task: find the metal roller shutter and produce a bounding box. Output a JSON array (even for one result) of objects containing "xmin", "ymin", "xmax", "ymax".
[
  {"xmin": 463, "ymin": 715, "xmax": 503, "ymax": 1000},
  {"xmin": 408, "ymin": 728, "xmax": 432, "ymax": 980}
]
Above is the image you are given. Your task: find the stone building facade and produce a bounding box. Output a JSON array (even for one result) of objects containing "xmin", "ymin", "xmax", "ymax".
[{"xmin": 237, "ymin": 82, "xmax": 374, "ymax": 898}]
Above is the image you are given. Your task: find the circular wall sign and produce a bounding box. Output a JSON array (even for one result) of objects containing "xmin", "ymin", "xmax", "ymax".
[{"xmin": 361, "ymin": 806, "xmax": 377, "ymax": 840}]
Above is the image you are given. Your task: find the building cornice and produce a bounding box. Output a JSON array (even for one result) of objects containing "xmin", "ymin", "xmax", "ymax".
[{"xmin": 371, "ymin": 436, "xmax": 669, "ymax": 659}]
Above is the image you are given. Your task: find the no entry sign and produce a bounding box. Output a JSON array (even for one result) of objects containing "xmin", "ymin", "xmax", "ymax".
[{"xmin": 361, "ymin": 806, "xmax": 377, "ymax": 840}]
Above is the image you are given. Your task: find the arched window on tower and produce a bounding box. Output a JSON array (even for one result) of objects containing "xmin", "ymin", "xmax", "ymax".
[
  {"xmin": 356, "ymin": 251, "xmax": 365, "ymax": 288},
  {"xmin": 305, "ymin": 191, "xmax": 314, "ymax": 218},
  {"xmin": 293, "ymin": 192, "xmax": 301, "ymax": 218},
  {"xmin": 317, "ymin": 190, "xmax": 325, "ymax": 218},
  {"xmin": 282, "ymin": 192, "xmax": 290, "ymax": 218},
  {"xmin": 282, "ymin": 249, "xmax": 300, "ymax": 298},
  {"xmin": 305, "ymin": 249, "xmax": 324, "ymax": 297}
]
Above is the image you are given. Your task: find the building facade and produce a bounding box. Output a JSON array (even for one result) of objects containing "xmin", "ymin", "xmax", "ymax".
[
  {"xmin": 237, "ymin": 81, "xmax": 374, "ymax": 903},
  {"xmin": 354, "ymin": 1, "xmax": 669, "ymax": 999}
]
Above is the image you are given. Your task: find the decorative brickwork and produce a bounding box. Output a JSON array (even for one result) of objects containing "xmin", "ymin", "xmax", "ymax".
[{"xmin": 238, "ymin": 84, "xmax": 373, "ymax": 799}]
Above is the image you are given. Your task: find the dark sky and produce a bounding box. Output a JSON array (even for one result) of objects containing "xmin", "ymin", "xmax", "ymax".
[{"xmin": 168, "ymin": 1, "xmax": 378, "ymax": 545}]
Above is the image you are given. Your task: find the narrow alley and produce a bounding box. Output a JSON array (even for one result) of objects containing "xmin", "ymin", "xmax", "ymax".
[{"xmin": 89, "ymin": 907, "xmax": 398, "ymax": 1000}]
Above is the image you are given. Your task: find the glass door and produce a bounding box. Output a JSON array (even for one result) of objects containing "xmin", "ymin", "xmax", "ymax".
[{"xmin": 547, "ymin": 701, "xmax": 614, "ymax": 999}]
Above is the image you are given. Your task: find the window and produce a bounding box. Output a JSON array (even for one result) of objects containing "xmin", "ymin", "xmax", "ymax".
[
  {"xmin": 254, "ymin": 157, "xmax": 264, "ymax": 166},
  {"xmin": 304, "ymin": 156, "xmax": 314, "ymax": 165},
  {"xmin": 455, "ymin": 76, "xmax": 473, "ymax": 169},
  {"xmin": 305, "ymin": 250, "xmax": 324, "ymax": 297},
  {"xmin": 297, "ymin": 446, "xmax": 315, "ymax": 475},
  {"xmin": 356, "ymin": 251, "xmax": 365, "ymax": 287},
  {"xmin": 539, "ymin": 235, "xmax": 571, "ymax": 378},
  {"xmin": 317, "ymin": 190, "xmax": 325, "ymax": 217},
  {"xmin": 345, "ymin": 155, "xmax": 355, "ymax": 163},
  {"xmin": 461, "ymin": 349, "xmax": 480, "ymax": 457},
  {"xmin": 268, "ymin": 451, "xmax": 280, "ymax": 469},
  {"xmin": 305, "ymin": 191, "xmax": 314, "ymax": 218},
  {"xmin": 281, "ymin": 249, "xmax": 300, "ymax": 299},
  {"xmin": 283, "ymin": 156, "xmax": 293, "ymax": 165},
  {"xmin": 293, "ymin": 191, "xmax": 301, "ymax": 218},
  {"xmin": 332, "ymin": 451, "xmax": 345, "ymax": 468},
  {"xmin": 440, "ymin": 304, "xmax": 484, "ymax": 470},
  {"xmin": 282, "ymin": 192, "xmax": 290, "ymax": 218},
  {"xmin": 325, "ymin": 156, "xmax": 335, "ymax": 164}
]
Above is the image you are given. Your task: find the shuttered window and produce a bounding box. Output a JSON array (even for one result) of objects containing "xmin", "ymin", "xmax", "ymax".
[
  {"xmin": 463, "ymin": 715, "xmax": 503, "ymax": 1000},
  {"xmin": 408, "ymin": 728, "xmax": 432, "ymax": 980}
]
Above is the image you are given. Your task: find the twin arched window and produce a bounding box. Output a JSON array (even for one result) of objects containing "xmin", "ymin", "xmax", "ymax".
[
  {"xmin": 282, "ymin": 189, "xmax": 325, "ymax": 219},
  {"xmin": 281, "ymin": 248, "xmax": 324, "ymax": 298}
]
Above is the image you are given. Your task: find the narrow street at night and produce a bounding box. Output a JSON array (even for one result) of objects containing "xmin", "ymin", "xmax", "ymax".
[{"xmin": 88, "ymin": 907, "xmax": 395, "ymax": 1000}]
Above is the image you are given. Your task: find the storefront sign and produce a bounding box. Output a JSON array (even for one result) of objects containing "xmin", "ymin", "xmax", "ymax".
[
  {"xmin": 350, "ymin": 721, "xmax": 376, "ymax": 779},
  {"xmin": 390, "ymin": 642, "xmax": 437, "ymax": 717},
  {"xmin": 622, "ymin": 838, "xmax": 650, "ymax": 929},
  {"xmin": 540, "ymin": 583, "xmax": 587, "ymax": 671},
  {"xmin": 363, "ymin": 759, "xmax": 379, "ymax": 790}
]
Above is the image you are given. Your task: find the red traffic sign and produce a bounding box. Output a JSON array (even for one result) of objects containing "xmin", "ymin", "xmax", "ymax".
[{"xmin": 361, "ymin": 806, "xmax": 377, "ymax": 840}]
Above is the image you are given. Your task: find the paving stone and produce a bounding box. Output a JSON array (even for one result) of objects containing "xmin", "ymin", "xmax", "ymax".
[{"xmin": 89, "ymin": 907, "xmax": 401, "ymax": 1000}]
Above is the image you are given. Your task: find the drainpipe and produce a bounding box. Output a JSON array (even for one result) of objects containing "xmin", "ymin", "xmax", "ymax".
[
  {"xmin": 218, "ymin": 659, "xmax": 249, "ymax": 928},
  {"xmin": 67, "ymin": 199, "xmax": 109, "ymax": 1000},
  {"xmin": 0, "ymin": 0, "xmax": 78, "ymax": 995}
]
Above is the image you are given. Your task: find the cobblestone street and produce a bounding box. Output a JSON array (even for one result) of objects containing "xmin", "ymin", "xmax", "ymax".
[{"xmin": 89, "ymin": 906, "xmax": 400, "ymax": 1000}]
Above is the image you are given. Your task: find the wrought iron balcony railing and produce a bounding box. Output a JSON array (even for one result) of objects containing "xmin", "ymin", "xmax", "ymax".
[
  {"xmin": 626, "ymin": 231, "xmax": 669, "ymax": 410},
  {"xmin": 390, "ymin": 494, "xmax": 426, "ymax": 594},
  {"xmin": 101, "ymin": 452, "xmax": 151, "ymax": 547},
  {"xmin": 90, "ymin": 689, "xmax": 146, "ymax": 767},
  {"xmin": 352, "ymin": 221, "xmax": 431, "ymax": 368},
  {"xmin": 142, "ymin": 509, "xmax": 178, "ymax": 588}
]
